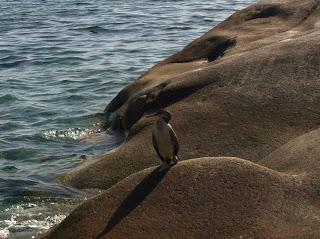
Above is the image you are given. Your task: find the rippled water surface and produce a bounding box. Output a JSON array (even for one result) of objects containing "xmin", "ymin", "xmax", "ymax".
[{"xmin": 0, "ymin": 0, "xmax": 256, "ymax": 238}]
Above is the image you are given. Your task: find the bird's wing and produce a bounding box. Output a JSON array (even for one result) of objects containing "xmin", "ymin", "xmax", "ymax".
[
  {"xmin": 152, "ymin": 133, "xmax": 164, "ymax": 162},
  {"xmin": 168, "ymin": 124, "xmax": 179, "ymax": 156}
]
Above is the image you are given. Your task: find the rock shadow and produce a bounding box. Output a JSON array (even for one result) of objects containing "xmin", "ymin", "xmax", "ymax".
[{"xmin": 96, "ymin": 166, "xmax": 170, "ymax": 239}]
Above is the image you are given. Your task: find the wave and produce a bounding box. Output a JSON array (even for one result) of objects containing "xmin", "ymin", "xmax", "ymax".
[
  {"xmin": 0, "ymin": 198, "xmax": 80, "ymax": 239},
  {"xmin": 0, "ymin": 60, "xmax": 27, "ymax": 68},
  {"xmin": 31, "ymin": 56, "xmax": 87, "ymax": 66},
  {"xmin": 0, "ymin": 122, "xmax": 20, "ymax": 131},
  {"xmin": 70, "ymin": 26, "xmax": 124, "ymax": 34},
  {"xmin": 1, "ymin": 148, "xmax": 37, "ymax": 161},
  {"xmin": 0, "ymin": 56, "xmax": 28, "ymax": 68},
  {"xmin": 164, "ymin": 26, "xmax": 193, "ymax": 31},
  {"xmin": 1, "ymin": 213, "xmax": 66, "ymax": 238},
  {"xmin": 41, "ymin": 128, "xmax": 96, "ymax": 141},
  {"xmin": 1, "ymin": 166, "xmax": 18, "ymax": 173},
  {"xmin": 0, "ymin": 94, "xmax": 18, "ymax": 104},
  {"xmin": 66, "ymin": 94, "xmax": 85, "ymax": 101}
]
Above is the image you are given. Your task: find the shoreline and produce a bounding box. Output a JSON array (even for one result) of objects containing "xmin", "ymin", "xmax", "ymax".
[{"xmin": 40, "ymin": 0, "xmax": 320, "ymax": 238}]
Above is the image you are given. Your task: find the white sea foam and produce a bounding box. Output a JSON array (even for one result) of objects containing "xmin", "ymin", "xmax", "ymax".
[
  {"xmin": 0, "ymin": 229, "xmax": 9, "ymax": 239},
  {"xmin": 0, "ymin": 201, "xmax": 72, "ymax": 238},
  {"xmin": 42, "ymin": 127, "xmax": 96, "ymax": 140},
  {"xmin": 1, "ymin": 214, "xmax": 66, "ymax": 238}
]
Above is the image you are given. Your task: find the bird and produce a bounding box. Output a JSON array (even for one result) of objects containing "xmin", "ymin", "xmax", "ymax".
[{"xmin": 148, "ymin": 110, "xmax": 179, "ymax": 170}]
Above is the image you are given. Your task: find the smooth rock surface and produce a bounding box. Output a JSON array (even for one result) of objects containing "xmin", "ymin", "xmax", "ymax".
[
  {"xmin": 60, "ymin": 0, "xmax": 320, "ymax": 189},
  {"xmin": 40, "ymin": 1, "xmax": 320, "ymax": 237},
  {"xmin": 39, "ymin": 157, "xmax": 320, "ymax": 239},
  {"xmin": 260, "ymin": 128, "xmax": 320, "ymax": 176}
]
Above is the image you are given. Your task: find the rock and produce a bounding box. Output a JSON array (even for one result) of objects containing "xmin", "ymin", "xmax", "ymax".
[
  {"xmin": 40, "ymin": 1, "xmax": 320, "ymax": 238},
  {"xmin": 38, "ymin": 157, "xmax": 320, "ymax": 239},
  {"xmin": 60, "ymin": 0, "xmax": 320, "ymax": 189},
  {"xmin": 260, "ymin": 128, "xmax": 320, "ymax": 176}
]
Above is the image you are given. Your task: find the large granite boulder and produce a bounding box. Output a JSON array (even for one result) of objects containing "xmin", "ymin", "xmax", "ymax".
[
  {"xmin": 39, "ymin": 157, "xmax": 320, "ymax": 239},
  {"xmin": 60, "ymin": 0, "xmax": 320, "ymax": 189},
  {"xmin": 40, "ymin": 1, "xmax": 320, "ymax": 237},
  {"xmin": 260, "ymin": 128, "xmax": 320, "ymax": 177}
]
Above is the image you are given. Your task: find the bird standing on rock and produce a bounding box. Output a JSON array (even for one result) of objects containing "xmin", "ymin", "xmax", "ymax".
[{"xmin": 148, "ymin": 110, "xmax": 179, "ymax": 170}]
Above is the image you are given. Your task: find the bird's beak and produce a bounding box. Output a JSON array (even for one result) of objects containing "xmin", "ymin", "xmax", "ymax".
[{"xmin": 146, "ymin": 112, "xmax": 158, "ymax": 118}]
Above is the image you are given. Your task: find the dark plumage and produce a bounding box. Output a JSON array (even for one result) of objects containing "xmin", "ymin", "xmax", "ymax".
[{"xmin": 150, "ymin": 110, "xmax": 179, "ymax": 169}]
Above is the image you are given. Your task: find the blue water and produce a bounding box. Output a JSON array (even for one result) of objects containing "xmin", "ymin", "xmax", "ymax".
[{"xmin": 0, "ymin": 0, "xmax": 256, "ymax": 238}]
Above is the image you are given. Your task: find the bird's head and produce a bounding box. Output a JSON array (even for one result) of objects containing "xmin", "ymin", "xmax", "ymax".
[{"xmin": 147, "ymin": 109, "xmax": 172, "ymax": 123}]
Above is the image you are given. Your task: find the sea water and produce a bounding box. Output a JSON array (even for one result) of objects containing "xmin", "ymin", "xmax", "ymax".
[{"xmin": 0, "ymin": 0, "xmax": 256, "ymax": 238}]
